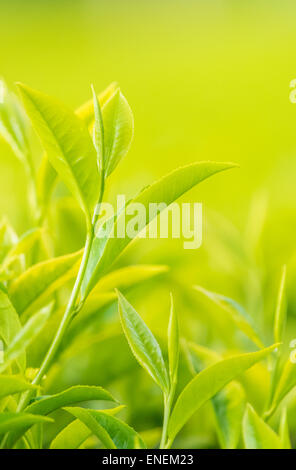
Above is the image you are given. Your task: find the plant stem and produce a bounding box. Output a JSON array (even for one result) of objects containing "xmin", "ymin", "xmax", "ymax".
[
  {"xmin": 17, "ymin": 223, "xmax": 94, "ymax": 412},
  {"xmin": 159, "ymin": 387, "xmax": 174, "ymax": 449},
  {"xmin": 34, "ymin": 228, "xmax": 93, "ymax": 386}
]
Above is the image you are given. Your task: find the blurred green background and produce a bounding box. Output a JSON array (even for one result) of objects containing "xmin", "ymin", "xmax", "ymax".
[{"xmin": 1, "ymin": 0, "xmax": 296, "ymax": 448}]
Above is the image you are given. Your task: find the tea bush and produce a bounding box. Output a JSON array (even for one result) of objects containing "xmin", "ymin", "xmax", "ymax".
[{"xmin": 0, "ymin": 81, "xmax": 294, "ymax": 449}]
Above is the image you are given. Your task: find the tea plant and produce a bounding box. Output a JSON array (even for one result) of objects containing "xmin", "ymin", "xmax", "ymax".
[{"xmin": 0, "ymin": 80, "xmax": 291, "ymax": 449}]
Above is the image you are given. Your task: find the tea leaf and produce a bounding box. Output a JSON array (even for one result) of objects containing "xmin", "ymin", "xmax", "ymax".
[
  {"xmin": 268, "ymin": 359, "xmax": 296, "ymax": 416},
  {"xmin": 168, "ymin": 293, "xmax": 179, "ymax": 385},
  {"xmin": 0, "ymin": 412, "xmax": 53, "ymax": 437},
  {"xmin": 91, "ymin": 85, "xmax": 104, "ymax": 172},
  {"xmin": 9, "ymin": 250, "xmax": 81, "ymax": 316},
  {"xmin": 26, "ymin": 385, "xmax": 116, "ymax": 416},
  {"xmin": 194, "ymin": 286, "xmax": 264, "ymax": 348},
  {"xmin": 83, "ymin": 161, "xmax": 235, "ymax": 297},
  {"xmin": 102, "ymin": 90, "xmax": 134, "ymax": 177},
  {"xmin": 167, "ymin": 344, "xmax": 278, "ymax": 444},
  {"xmin": 64, "ymin": 407, "xmax": 146, "ymax": 449},
  {"xmin": 0, "ymin": 285, "xmax": 25, "ymax": 371},
  {"xmin": 274, "ymin": 265, "xmax": 287, "ymax": 343},
  {"xmin": 94, "ymin": 264, "xmax": 168, "ymax": 293},
  {"xmin": 50, "ymin": 406, "xmax": 123, "ymax": 449},
  {"xmin": 76, "ymin": 82, "xmax": 119, "ymax": 129},
  {"xmin": 17, "ymin": 83, "xmax": 100, "ymax": 220},
  {"xmin": 50, "ymin": 419, "xmax": 92, "ymax": 449},
  {"xmin": 188, "ymin": 342, "xmax": 245, "ymax": 449},
  {"xmin": 279, "ymin": 408, "xmax": 291, "ymax": 449},
  {"xmin": 242, "ymin": 404, "xmax": 282, "ymax": 449},
  {"xmin": 7, "ymin": 385, "xmax": 116, "ymax": 448},
  {"xmin": 36, "ymin": 154, "xmax": 57, "ymax": 213},
  {"xmin": 36, "ymin": 83, "xmax": 118, "ymax": 214},
  {"xmin": 0, "ymin": 376, "xmax": 36, "ymax": 400},
  {"xmin": 3, "ymin": 228, "xmax": 42, "ymax": 265},
  {"xmin": 0, "ymin": 307, "xmax": 50, "ymax": 373},
  {"xmin": 117, "ymin": 290, "xmax": 169, "ymax": 393},
  {"xmin": 0, "ymin": 80, "xmax": 31, "ymax": 165}
]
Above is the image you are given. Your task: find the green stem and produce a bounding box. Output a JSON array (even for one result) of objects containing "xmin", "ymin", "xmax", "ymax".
[
  {"xmin": 159, "ymin": 386, "xmax": 175, "ymax": 449},
  {"xmin": 17, "ymin": 223, "xmax": 94, "ymax": 412}
]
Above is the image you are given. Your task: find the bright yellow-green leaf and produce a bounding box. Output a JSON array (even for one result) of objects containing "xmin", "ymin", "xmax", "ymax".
[
  {"xmin": 243, "ymin": 404, "xmax": 282, "ymax": 449},
  {"xmin": 102, "ymin": 89, "xmax": 134, "ymax": 177},
  {"xmin": 76, "ymin": 82, "xmax": 118, "ymax": 129},
  {"xmin": 168, "ymin": 293, "xmax": 179, "ymax": 385},
  {"xmin": 36, "ymin": 83, "xmax": 118, "ymax": 214},
  {"xmin": 50, "ymin": 419, "xmax": 92, "ymax": 449},
  {"xmin": 9, "ymin": 250, "xmax": 81, "ymax": 316},
  {"xmin": 50, "ymin": 406, "xmax": 123, "ymax": 449},
  {"xmin": 0, "ymin": 80, "xmax": 31, "ymax": 165},
  {"xmin": 26, "ymin": 385, "xmax": 116, "ymax": 416},
  {"xmin": 0, "ymin": 375, "xmax": 36, "ymax": 400},
  {"xmin": 36, "ymin": 154, "xmax": 57, "ymax": 214},
  {"xmin": 0, "ymin": 307, "xmax": 50, "ymax": 373},
  {"xmin": 6, "ymin": 385, "xmax": 116, "ymax": 448},
  {"xmin": 274, "ymin": 265, "xmax": 287, "ymax": 344},
  {"xmin": 167, "ymin": 344, "xmax": 278, "ymax": 445},
  {"xmin": 0, "ymin": 284, "xmax": 25, "ymax": 371},
  {"xmin": 91, "ymin": 84, "xmax": 104, "ymax": 172},
  {"xmin": 267, "ymin": 359, "xmax": 296, "ymax": 418},
  {"xmin": 0, "ymin": 412, "xmax": 53, "ymax": 438},
  {"xmin": 279, "ymin": 407, "xmax": 291, "ymax": 449},
  {"xmin": 188, "ymin": 342, "xmax": 245, "ymax": 449},
  {"xmin": 3, "ymin": 228, "xmax": 42, "ymax": 268},
  {"xmin": 17, "ymin": 83, "xmax": 100, "ymax": 219},
  {"xmin": 82, "ymin": 161, "xmax": 235, "ymax": 297},
  {"xmin": 94, "ymin": 264, "xmax": 168, "ymax": 293},
  {"xmin": 194, "ymin": 285, "xmax": 264, "ymax": 348},
  {"xmin": 117, "ymin": 290, "xmax": 169, "ymax": 393},
  {"xmin": 64, "ymin": 407, "xmax": 146, "ymax": 449}
]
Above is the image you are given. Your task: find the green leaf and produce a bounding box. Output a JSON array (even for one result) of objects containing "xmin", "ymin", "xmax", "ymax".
[
  {"xmin": 243, "ymin": 404, "xmax": 282, "ymax": 449},
  {"xmin": 212, "ymin": 381, "xmax": 246, "ymax": 449},
  {"xmin": 274, "ymin": 265, "xmax": 287, "ymax": 343},
  {"xmin": 50, "ymin": 406, "xmax": 123, "ymax": 449},
  {"xmin": 17, "ymin": 83, "xmax": 100, "ymax": 219},
  {"xmin": 194, "ymin": 285, "xmax": 264, "ymax": 348},
  {"xmin": 64, "ymin": 407, "xmax": 146, "ymax": 449},
  {"xmin": 83, "ymin": 161, "xmax": 235, "ymax": 297},
  {"xmin": 0, "ymin": 307, "xmax": 50, "ymax": 373},
  {"xmin": 0, "ymin": 412, "xmax": 53, "ymax": 437},
  {"xmin": 7, "ymin": 385, "xmax": 116, "ymax": 448},
  {"xmin": 279, "ymin": 408, "xmax": 291, "ymax": 449},
  {"xmin": 76, "ymin": 82, "xmax": 119, "ymax": 129},
  {"xmin": 0, "ymin": 80, "xmax": 31, "ymax": 165},
  {"xmin": 94, "ymin": 264, "xmax": 168, "ymax": 294},
  {"xmin": 91, "ymin": 84, "xmax": 104, "ymax": 172},
  {"xmin": 0, "ymin": 284, "xmax": 25, "ymax": 371},
  {"xmin": 3, "ymin": 228, "xmax": 42, "ymax": 265},
  {"xmin": 167, "ymin": 344, "xmax": 278, "ymax": 444},
  {"xmin": 188, "ymin": 342, "xmax": 245, "ymax": 449},
  {"xmin": 0, "ymin": 375, "xmax": 36, "ymax": 400},
  {"xmin": 168, "ymin": 293, "xmax": 179, "ymax": 385},
  {"xmin": 117, "ymin": 290, "xmax": 169, "ymax": 393},
  {"xmin": 50, "ymin": 419, "xmax": 92, "ymax": 449},
  {"xmin": 36, "ymin": 154, "xmax": 58, "ymax": 214},
  {"xmin": 36, "ymin": 83, "xmax": 118, "ymax": 214},
  {"xmin": 26, "ymin": 385, "xmax": 116, "ymax": 416},
  {"xmin": 267, "ymin": 359, "xmax": 296, "ymax": 417},
  {"xmin": 9, "ymin": 250, "xmax": 81, "ymax": 316},
  {"xmin": 102, "ymin": 89, "xmax": 134, "ymax": 177}
]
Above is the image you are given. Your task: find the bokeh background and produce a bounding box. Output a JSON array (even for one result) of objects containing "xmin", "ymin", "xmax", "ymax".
[{"xmin": 1, "ymin": 0, "xmax": 296, "ymax": 448}]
